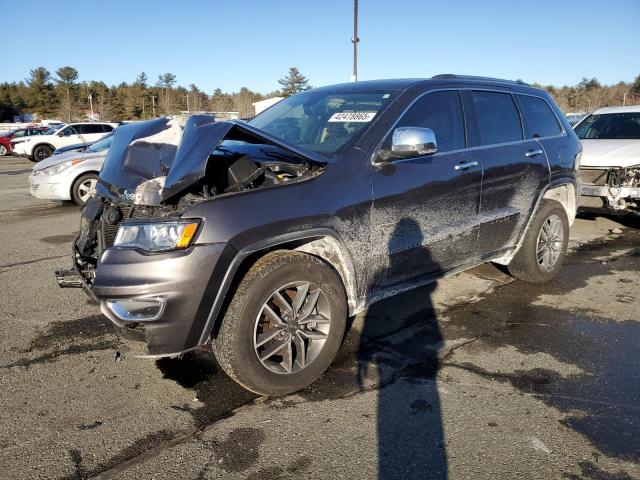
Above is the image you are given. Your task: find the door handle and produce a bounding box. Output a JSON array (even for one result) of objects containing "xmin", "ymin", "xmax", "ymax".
[
  {"xmin": 525, "ymin": 149, "xmax": 544, "ymax": 158},
  {"xmin": 454, "ymin": 161, "xmax": 479, "ymax": 171}
]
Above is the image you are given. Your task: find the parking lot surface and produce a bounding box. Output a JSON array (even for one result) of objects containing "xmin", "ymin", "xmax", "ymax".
[{"xmin": 0, "ymin": 155, "xmax": 638, "ymax": 479}]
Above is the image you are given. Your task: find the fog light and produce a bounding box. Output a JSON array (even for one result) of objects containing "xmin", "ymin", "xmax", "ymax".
[{"xmin": 105, "ymin": 298, "xmax": 165, "ymax": 321}]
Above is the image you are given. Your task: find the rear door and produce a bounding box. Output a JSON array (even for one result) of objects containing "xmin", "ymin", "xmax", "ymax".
[
  {"xmin": 514, "ymin": 93, "xmax": 571, "ymax": 185},
  {"xmin": 370, "ymin": 89, "xmax": 482, "ymax": 291},
  {"xmin": 465, "ymin": 90, "xmax": 550, "ymax": 255}
]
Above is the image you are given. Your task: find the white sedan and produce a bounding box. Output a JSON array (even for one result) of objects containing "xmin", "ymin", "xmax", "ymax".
[
  {"xmin": 29, "ymin": 134, "xmax": 112, "ymax": 205},
  {"xmin": 575, "ymin": 106, "xmax": 640, "ymax": 212}
]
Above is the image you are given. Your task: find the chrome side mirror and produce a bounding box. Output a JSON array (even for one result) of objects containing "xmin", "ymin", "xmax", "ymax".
[{"xmin": 378, "ymin": 127, "xmax": 438, "ymax": 162}]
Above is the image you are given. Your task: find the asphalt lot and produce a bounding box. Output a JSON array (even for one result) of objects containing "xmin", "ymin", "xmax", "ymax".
[{"xmin": 0, "ymin": 154, "xmax": 638, "ymax": 479}]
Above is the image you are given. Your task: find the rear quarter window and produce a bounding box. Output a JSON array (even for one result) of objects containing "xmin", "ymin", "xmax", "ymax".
[
  {"xmin": 518, "ymin": 95, "xmax": 562, "ymax": 138},
  {"xmin": 471, "ymin": 91, "xmax": 522, "ymax": 146}
]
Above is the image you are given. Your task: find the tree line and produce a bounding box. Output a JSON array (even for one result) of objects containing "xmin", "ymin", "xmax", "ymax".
[
  {"xmin": 0, "ymin": 66, "xmax": 637, "ymax": 123},
  {"xmin": 0, "ymin": 66, "xmax": 311, "ymax": 123},
  {"xmin": 533, "ymin": 76, "xmax": 640, "ymax": 113}
]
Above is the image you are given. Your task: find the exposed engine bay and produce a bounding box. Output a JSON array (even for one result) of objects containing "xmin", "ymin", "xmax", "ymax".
[
  {"xmin": 56, "ymin": 115, "xmax": 325, "ymax": 291},
  {"xmin": 580, "ymin": 166, "xmax": 640, "ymax": 211}
]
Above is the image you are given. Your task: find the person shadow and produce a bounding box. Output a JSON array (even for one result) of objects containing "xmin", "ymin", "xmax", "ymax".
[{"xmin": 356, "ymin": 217, "xmax": 447, "ymax": 479}]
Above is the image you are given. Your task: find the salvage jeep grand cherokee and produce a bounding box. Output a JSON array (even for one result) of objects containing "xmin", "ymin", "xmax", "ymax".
[{"xmin": 57, "ymin": 76, "xmax": 581, "ymax": 395}]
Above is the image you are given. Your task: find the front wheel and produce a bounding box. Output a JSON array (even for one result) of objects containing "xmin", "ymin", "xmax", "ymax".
[
  {"xmin": 507, "ymin": 199, "xmax": 569, "ymax": 283},
  {"xmin": 212, "ymin": 251, "xmax": 347, "ymax": 396},
  {"xmin": 0, "ymin": 145, "xmax": 7, "ymax": 156},
  {"xmin": 71, "ymin": 173, "xmax": 98, "ymax": 205},
  {"xmin": 32, "ymin": 144, "xmax": 53, "ymax": 162}
]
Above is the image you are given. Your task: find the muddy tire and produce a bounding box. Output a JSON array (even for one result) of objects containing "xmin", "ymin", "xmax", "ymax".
[
  {"xmin": 508, "ymin": 199, "xmax": 569, "ymax": 283},
  {"xmin": 32, "ymin": 144, "xmax": 53, "ymax": 162},
  {"xmin": 212, "ymin": 250, "xmax": 347, "ymax": 396}
]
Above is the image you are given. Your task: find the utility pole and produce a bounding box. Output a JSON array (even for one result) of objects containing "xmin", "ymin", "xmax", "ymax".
[
  {"xmin": 142, "ymin": 97, "xmax": 146, "ymax": 119},
  {"xmin": 351, "ymin": 0, "xmax": 359, "ymax": 82},
  {"xmin": 88, "ymin": 93, "xmax": 94, "ymax": 121},
  {"xmin": 186, "ymin": 92, "xmax": 190, "ymax": 113},
  {"xmin": 623, "ymin": 92, "xmax": 628, "ymax": 106}
]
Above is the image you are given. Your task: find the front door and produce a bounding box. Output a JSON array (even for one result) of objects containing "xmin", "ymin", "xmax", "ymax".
[
  {"xmin": 57, "ymin": 125, "xmax": 82, "ymax": 147},
  {"xmin": 369, "ymin": 90, "xmax": 481, "ymax": 293}
]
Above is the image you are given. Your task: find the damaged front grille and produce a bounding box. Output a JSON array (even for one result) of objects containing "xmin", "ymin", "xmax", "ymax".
[
  {"xmin": 99, "ymin": 205, "xmax": 157, "ymax": 250},
  {"xmin": 100, "ymin": 205, "xmax": 132, "ymax": 250}
]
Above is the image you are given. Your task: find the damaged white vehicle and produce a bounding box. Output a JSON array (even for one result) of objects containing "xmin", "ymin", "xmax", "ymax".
[{"xmin": 575, "ymin": 106, "xmax": 640, "ymax": 211}]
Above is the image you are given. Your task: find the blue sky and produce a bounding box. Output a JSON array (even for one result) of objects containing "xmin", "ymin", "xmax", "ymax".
[{"xmin": 1, "ymin": 0, "xmax": 638, "ymax": 93}]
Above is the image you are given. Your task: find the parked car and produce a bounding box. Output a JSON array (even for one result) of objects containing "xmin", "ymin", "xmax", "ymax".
[
  {"xmin": 574, "ymin": 106, "xmax": 640, "ymax": 211},
  {"xmin": 29, "ymin": 133, "xmax": 113, "ymax": 205},
  {"xmin": 57, "ymin": 76, "xmax": 581, "ymax": 395},
  {"xmin": 52, "ymin": 131, "xmax": 114, "ymax": 155},
  {"xmin": 566, "ymin": 113, "xmax": 587, "ymax": 127},
  {"xmin": 12, "ymin": 122, "xmax": 117, "ymax": 161},
  {"xmin": 0, "ymin": 126, "xmax": 48, "ymax": 155}
]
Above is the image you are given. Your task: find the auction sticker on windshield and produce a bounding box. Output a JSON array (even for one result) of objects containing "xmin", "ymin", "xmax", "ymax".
[{"xmin": 328, "ymin": 112, "xmax": 377, "ymax": 122}]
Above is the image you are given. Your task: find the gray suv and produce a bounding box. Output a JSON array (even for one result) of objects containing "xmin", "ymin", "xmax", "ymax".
[{"xmin": 58, "ymin": 75, "xmax": 581, "ymax": 395}]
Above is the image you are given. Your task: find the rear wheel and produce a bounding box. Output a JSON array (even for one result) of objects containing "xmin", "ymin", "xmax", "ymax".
[
  {"xmin": 32, "ymin": 144, "xmax": 53, "ymax": 162},
  {"xmin": 507, "ymin": 199, "xmax": 569, "ymax": 283},
  {"xmin": 0, "ymin": 145, "xmax": 7, "ymax": 156},
  {"xmin": 212, "ymin": 251, "xmax": 347, "ymax": 396},
  {"xmin": 71, "ymin": 173, "xmax": 98, "ymax": 205}
]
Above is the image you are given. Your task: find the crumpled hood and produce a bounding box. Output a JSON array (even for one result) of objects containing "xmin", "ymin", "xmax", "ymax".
[
  {"xmin": 33, "ymin": 149, "xmax": 106, "ymax": 171},
  {"xmin": 98, "ymin": 115, "xmax": 326, "ymax": 203},
  {"xmin": 580, "ymin": 139, "xmax": 640, "ymax": 168}
]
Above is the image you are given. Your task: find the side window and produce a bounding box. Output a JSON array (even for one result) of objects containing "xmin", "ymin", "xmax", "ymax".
[
  {"xmin": 78, "ymin": 124, "xmax": 105, "ymax": 134},
  {"xmin": 61, "ymin": 127, "xmax": 78, "ymax": 136},
  {"xmin": 518, "ymin": 95, "xmax": 563, "ymax": 138},
  {"xmin": 101, "ymin": 124, "xmax": 114, "ymax": 132},
  {"xmin": 471, "ymin": 91, "xmax": 522, "ymax": 145},
  {"xmin": 396, "ymin": 91, "xmax": 466, "ymax": 152},
  {"xmin": 13, "ymin": 131, "xmax": 26, "ymax": 137}
]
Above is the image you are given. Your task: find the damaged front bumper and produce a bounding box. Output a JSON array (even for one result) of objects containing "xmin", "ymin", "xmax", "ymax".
[
  {"xmin": 93, "ymin": 244, "xmax": 227, "ymax": 357},
  {"xmin": 579, "ymin": 167, "xmax": 640, "ymax": 210},
  {"xmin": 60, "ymin": 240, "xmax": 228, "ymax": 357},
  {"xmin": 58, "ymin": 196, "xmax": 232, "ymax": 358}
]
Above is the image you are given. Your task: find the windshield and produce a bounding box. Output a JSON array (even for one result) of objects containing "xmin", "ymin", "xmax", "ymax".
[
  {"xmin": 248, "ymin": 91, "xmax": 395, "ymax": 156},
  {"xmin": 44, "ymin": 125, "xmax": 64, "ymax": 135},
  {"xmin": 574, "ymin": 112, "xmax": 640, "ymax": 140},
  {"xmin": 0, "ymin": 130, "xmax": 16, "ymax": 138},
  {"xmin": 87, "ymin": 135, "xmax": 113, "ymax": 152}
]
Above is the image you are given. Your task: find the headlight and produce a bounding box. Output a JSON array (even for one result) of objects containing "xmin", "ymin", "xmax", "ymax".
[
  {"xmin": 41, "ymin": 158, "xmax": 84, "ymax": 176},
  {"xmin": 113, "ymin": 221, "xmax": 199, "ymax": 252}
]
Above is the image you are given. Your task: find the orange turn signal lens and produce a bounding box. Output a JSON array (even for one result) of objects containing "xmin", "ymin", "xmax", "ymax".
[{"xmin": 176, "ymin": 222, "xmax": 199, "ymax": 249}]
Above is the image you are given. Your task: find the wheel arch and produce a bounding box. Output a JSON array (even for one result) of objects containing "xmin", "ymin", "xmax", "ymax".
[
  {"xmin": 493, "ymin": 180, "xmax": 578, "ymax": 265},
  {"xmin": 542, "ymin": 182, "xmax": 577, "ymax": 226},
  {"xmin": 198, "ymin": 229, "xmax": 358, "ymax": 345}
]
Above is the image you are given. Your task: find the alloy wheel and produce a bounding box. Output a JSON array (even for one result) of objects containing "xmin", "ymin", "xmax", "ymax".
[
  {"xmin": 0, "ymin": 145, "xmax": 6, "ymax": 156},
  {"xmin": 254, "ymin": 282, "xmax": 331, "ymax": 374},
  {"xmin": 78, "ymin": 178, "xmax": 97, "ymax": 204},
  {"xmin": 536, "ymin": 214, "xmax": 564, "ymax": 271}
]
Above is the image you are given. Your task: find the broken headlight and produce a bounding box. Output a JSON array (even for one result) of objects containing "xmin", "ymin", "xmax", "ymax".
[{"xmin": 113, "ymin": 221, "xmax": 199, "ymax": 252}]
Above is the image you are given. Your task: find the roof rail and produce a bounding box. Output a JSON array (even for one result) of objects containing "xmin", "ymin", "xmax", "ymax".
[{"xmin": 432, "ymin": 74, "xmax": 529, "ymax": 86}]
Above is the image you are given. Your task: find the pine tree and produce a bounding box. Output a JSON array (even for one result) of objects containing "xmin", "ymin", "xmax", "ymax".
[
  {"xmin": 278, "ymin": 67, "xmax": 311, "ymax": 96},
  {"xmin": 55, "ymin": 66, "xmax": 79, "ymax": 122},
  {"xmin": 24, "ymin": 67, "xmax": 58, "ymax": 118}
]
